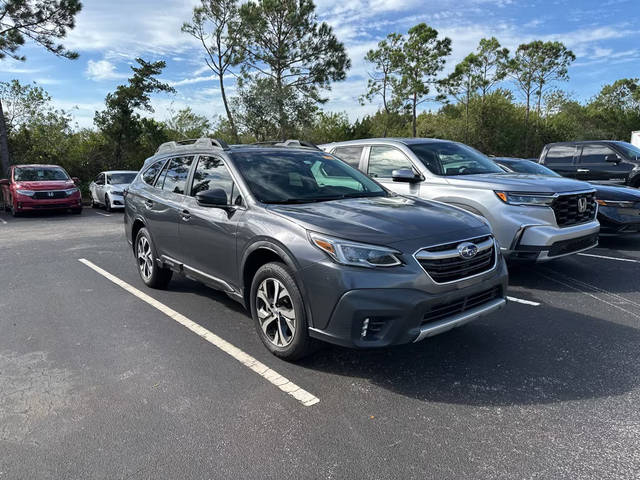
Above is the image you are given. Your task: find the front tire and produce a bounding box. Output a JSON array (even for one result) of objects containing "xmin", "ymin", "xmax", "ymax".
[
  {"xmin": 250, "ymin": 262, "xmax": 314, "ymax": 360},
  {"xmin": 134, "ymin": 227, "xmax": 172, "ymax": 289},
  {"xmin": 104, "ymin": 194, "xmax": 112, "ymax": 212}
]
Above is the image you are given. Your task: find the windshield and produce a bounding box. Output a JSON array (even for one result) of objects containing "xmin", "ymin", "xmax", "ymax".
[
  {"xmin": 230, "ymin": 150, "xmax": 387, "ymax": 204},
  {"xmin": 496, "ymin": 159, "xmax": 560, "ymax": 176},
  {"xmin": 614, "ymin": 142, "xmax": 640, "ymax": 159},
  {"xmin": 14, "ymin": 166, "xmax": 69, "ymax": 181},
  {"xmin": 108, "ymin": 173, "xmax": 137, "ymax": 185},
  {"xmin": 409, "ymin": 143, "xmax": 504, "ymax": 176}
]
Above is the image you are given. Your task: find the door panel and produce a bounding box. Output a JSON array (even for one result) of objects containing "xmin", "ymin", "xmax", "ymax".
[
  {"xmin": 178, "ymin": 156, "xmax": 242, "ymax": 289},
  {"xmin": 543, "ymin": 145, "xmax": 578, "ymax": 178},
  {"xmin": 578, "ymin": 144, "xmax": 633, "ymax": 184},
  {"xmin": 144, "ymin": 156, "xmax": 193, "ymax": 260}
]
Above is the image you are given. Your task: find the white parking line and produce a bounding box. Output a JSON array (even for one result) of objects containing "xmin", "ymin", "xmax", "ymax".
[
  {"xmin": 78, "ymin": 258, "xmax": 320, "ymax": 407},
  {"xmin": 0, "ymin": 217, "xmax": 7, "ymax": 225},
  {"xmin": 578, "ymin": 252, "xmax": 640, "ymax": 264},
  {"xmin": 95, "ymin": 212, "xmax": 111, "ymax": 217},
  {"xmin": 506, "ymin": 296, "xmax": 541, "ymax": 306}
]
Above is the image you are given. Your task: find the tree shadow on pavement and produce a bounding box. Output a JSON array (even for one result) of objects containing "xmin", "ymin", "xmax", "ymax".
[{"xmin": 297, "ymin": 302, "xmax": 640, "ymax": 406}]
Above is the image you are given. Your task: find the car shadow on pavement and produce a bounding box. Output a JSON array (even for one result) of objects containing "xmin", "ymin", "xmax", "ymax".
[
  {"xmin": 597, "ymin": 234, "xmax": 640, "ymax": 251},
  {"xmin": 298, "ymin": 302, "xmax": 640, "ymax": 406}
]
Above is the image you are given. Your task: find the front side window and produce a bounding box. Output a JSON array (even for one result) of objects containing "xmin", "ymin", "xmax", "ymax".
[
  {"xmin": 544, "ymin": 145, "xmax": 576, "ymax": 165},
  {"xmin": 580, "ymin": 144, "xmax": 616, "ymax": 164},
  {"xmin": 94, "ymin": 173, "xmax": 105, "ymax": 185},
  {"xmin": 14, "ymin": 166, "xmax": 69, "ymax": 181},
  {"xmin": 142, "ymin": 160, "xmax": 165, "ymax": 185},
  {"xmin": 157, "ymin": 156, "xmax": 194, "ymax": 194},
  {"xmin": 191, "ymin": 156, "xmax": 241, "ymax": 205},
  {"xmin": 332, "ymin": 146, "xmax": 364, "ymax": 168},
  {"xmin": 367, "ymin": 146, "xmax": 414, "ymax": 178},
  {"xmin": 230, "ymin": 150, "xmax": 386, "ymax": 204},
  {"xmin": 409, "ymin": 143, "xmax": 504, "ymax": 176}
]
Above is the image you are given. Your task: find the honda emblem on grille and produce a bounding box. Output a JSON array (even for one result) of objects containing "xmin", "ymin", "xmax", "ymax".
[
  {"xmin": 458, "ymin": 242, "xmax": 479, "ymax": 259},
  {"xmin": 577, "ymin": 197, "xmax": 587, "ymax": 213},
  {"xmin": 47, "ymin": 191, "xmax": 54, "ymax": 197}
]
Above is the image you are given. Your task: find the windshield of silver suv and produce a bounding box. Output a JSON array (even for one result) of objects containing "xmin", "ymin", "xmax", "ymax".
[
  {"xmin": 230, "ymin": 150, "xmax": 387, "ymax": 204},
  {"xmin": 408, "ymin": 143, "xmax": 505, "ymax": 176}
]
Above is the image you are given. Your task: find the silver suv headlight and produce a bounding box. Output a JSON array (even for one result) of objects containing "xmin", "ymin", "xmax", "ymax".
[
  {"xmin": 308, "ymin": 232, "xmax": 402, "ymax": 268},
  {"xmin": 495, "ymin": 191, "xmax": 554, "ymax": 206}
]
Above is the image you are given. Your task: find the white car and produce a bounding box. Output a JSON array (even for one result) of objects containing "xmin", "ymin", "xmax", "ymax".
[{"xmin": 89, "ymin": 170, "xmax": 137, "ymax": 211}]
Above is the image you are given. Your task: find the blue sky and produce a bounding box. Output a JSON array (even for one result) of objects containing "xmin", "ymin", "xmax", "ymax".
[{"xmin": 2, "ymin": 0, "xmax": 639, "ymax": 129}]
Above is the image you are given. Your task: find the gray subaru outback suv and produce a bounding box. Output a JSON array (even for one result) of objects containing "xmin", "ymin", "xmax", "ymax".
[{"xmin": 124, "ymin": 138, "xmax": 508, "ymax": 359}]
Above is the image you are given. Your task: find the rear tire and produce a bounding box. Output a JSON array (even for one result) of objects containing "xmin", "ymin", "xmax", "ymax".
[
  {"xmin": 250, "ymin": 262, "xmax": 315, "ymax": 360},
  {"xmin": 134, "ymin": 227, "xmax": 172, "ymax": 289}
]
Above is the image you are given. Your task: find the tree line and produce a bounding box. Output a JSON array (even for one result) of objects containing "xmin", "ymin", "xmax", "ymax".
[{"xmin": 1, "ymin": 0, "xmax": 639, "ymax": 185}]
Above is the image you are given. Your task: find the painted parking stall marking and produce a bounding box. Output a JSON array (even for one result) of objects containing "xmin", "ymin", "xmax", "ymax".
[
  {"xmin": 94, "ymin": 212, "xmax": 111, "ymax": 217},
  {"xmin": 0, "ymin": 217, "xmax": 7, "ymax": 225},
  {"xmin": 578, "ymin": 252, "xmax": 640, "ymax": 264},
  {"xmin": 78, "ymin": 258, "xmax": 320, "ymax": 407},
  {"xmin": 506, "ymin": 296, "xmax": 541, "ymax": 306}
]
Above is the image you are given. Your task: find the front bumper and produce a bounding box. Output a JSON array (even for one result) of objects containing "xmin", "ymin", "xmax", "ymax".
[
  {"xmin": 307, "ymin": 261, "xmax": 508, "ymax": 348},
  {"xmin": 108, "ymin": 194, "xmax": 126, "ymax": 208},
  {"xmin": 505, "ymin": 220, "xmax": 600, "ymax": 261},
  {"xmin": 15, "ymin": 196, "xmax": 82, "ymax": 211},
  {"xmin": 598, "ymin": 207, "xmax": 640, "ymax": 234}
]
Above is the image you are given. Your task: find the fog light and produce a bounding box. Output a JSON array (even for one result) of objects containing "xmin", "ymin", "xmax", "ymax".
[{"xmin": 361, "ymin": 318, "xmax": 369, "ymax": 338}]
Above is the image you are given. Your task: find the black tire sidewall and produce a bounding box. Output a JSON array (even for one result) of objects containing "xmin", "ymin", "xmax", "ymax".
[
  {"xmin": 250, "ymin": 262, "xmax": 311, "ymax": 360},
  {"xmin": 105, "ymin": 195, "xmax": 111, "ymax": 212},
  {"xmin": 134, "ymin": 227, "xmax": 170, "ymax": 288}
]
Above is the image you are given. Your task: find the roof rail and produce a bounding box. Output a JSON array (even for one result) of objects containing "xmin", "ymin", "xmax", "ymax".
[
  {"xmin": 252, "ymin": 139, "xmax": 320, "ymax": 150},
  {"xmin": 155, "ymin": 137, "xmax": 229, "ymax": 154}
]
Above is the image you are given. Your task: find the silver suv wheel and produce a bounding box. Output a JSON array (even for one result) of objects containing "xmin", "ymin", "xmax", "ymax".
[{"xmin": 255, "ymin": 278, "xmax": 296, "ymax": 347}]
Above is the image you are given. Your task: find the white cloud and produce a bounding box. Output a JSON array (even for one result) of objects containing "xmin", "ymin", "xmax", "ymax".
[{"xmin": 85, "ymin": 59, "xmax": 127, "ymax": 81}]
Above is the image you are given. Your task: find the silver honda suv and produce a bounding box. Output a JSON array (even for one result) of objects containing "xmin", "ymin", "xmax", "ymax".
[{"xmin": 322, "ymin": 138, "xmax": 600, "ymax": 261}]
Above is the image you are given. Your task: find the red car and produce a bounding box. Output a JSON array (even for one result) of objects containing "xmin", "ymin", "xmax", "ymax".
[{"xmin": 0, "ymin": 164, "xmax": 83, "ymax": 216}]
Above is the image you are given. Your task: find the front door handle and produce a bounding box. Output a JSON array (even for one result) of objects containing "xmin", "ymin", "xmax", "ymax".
[
  {"xmin": 181, "ymin": 209, "xmax": 191, "ymax": 221},
  {"xmin": 577, "ymin": 169, "xmax": 590, "ymax": 173}
]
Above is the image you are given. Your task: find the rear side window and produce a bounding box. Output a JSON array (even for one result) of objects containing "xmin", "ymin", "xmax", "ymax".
[
  {"xmin": 142, "ymin": 160, "xmax": 165, "ymax": 185},
  {"xmin": 191, "ymin": 156, "xmax": 241, "ymax": 205},
  {"xmin": 157, "ymin": 156, "xmax": 194, "ymax": 195},
  {"xmin": 544, "ymin": 146, "xmax": 575, "ymax": 165},
  {"xmin": 368, "ymin": 146, "xmax": 414, "ymax": 178},
  {"xmin": 332, "ymin": 146, "xmax": 363, "ymax": 168},
  {"xmin": 580, "ymin": 144, "xmax": 616, "ymax": 164}
]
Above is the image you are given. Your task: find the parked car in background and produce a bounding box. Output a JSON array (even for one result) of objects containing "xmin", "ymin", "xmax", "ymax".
[
  {"xmin": 322, "ymin": 138, "xmax": 600, "ymax": 262},
  {"xmin": 89, "ymin": 170, "xmax": 138, "ymax": 212},
  {"xmin": 538, "ymin": 141, "xmax": 640, "ymax": 187},
  {"xmin": 494, "ymin": 157, "xmax": 640, "ymax": 235},
  {"xmin": 0, "ymin": 164, "xmax": 82, "ymax": 216},
  {"xmin": 125, "ymin": 138, "xmax": 508, "ymax": 359}
]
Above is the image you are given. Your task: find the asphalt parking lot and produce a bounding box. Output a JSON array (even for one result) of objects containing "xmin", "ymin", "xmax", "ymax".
[{"xmin": 1, "ymin": 208, "xmax": 639, "ymax": 480}]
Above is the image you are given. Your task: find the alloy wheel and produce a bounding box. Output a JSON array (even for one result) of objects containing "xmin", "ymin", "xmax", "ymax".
[
  {"xmin": 137, "ymin": 236, "xmax": 154, "ymax": 281},
  {"xmin": 255, "ymin": 278, "xmax": 296, "ymax": 347}
]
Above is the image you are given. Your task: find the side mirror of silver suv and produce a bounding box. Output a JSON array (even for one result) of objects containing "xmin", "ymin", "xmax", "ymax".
[{"xmin": 392, "ymin": 169, "xmax": 420, "ymax": 183}]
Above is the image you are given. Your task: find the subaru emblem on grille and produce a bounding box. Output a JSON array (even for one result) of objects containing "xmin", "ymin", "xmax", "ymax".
[
  {"xmin": 458, "ymin": 242, "xmax": 479, "ymax": 259},
  {"xmin": 577, "ymin": 197, "xmax": 587, "ymax": 213}
]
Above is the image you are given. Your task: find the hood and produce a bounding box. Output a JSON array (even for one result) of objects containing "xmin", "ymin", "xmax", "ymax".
[
  {"xmin": 446, "ymin": 173, "xmax": 594, "ymax": 193},
  {"xmin": 14, "ymin": 180, "xmax": 75, "ymax": 190},
  {"xmin": 267, "ymin": 195, "xmax": 488, "ymax": 246},
  {"xmin": 592, "ymin": 184, "xmax": 640, "ymax": 202}
]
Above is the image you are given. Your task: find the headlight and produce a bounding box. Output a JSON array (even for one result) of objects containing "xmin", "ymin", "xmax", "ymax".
[
  {"xmin": 495, "ymin": 191, "xmax": 554, "ymax": 206},
  {"xmin": 596, "ymin": 199, "xmax": 635, "ymax": 208},
  {"xmin": 110, "ymin": 190, "xmax": 124, "ymax": 196},
  {"xmin": 308, "ymin": 232, "xmax": 402, "ymax": 268},
  {"xmin": 16, "ymin": 189, "xmax": 35, "ymax": 196},
  {"xmin": 64, "ymin": 188, "xmax": 79, "ymax": 196}
]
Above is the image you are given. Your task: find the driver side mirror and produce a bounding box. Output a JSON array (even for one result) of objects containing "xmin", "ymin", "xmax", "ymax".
[
  {"xmin": 605, "ymin": 154, "xmax": 621, "ymax": 164},
  {"xmin": 392, "ymin": 169, "xmax": 421, "ymax": 183},
  {"xmin": 0, "ymin": 179, "xmax": 9, "ymax": 186},
  {"xmin": 196, "ymin": 188, "xmax": 229, "ymax": 208},
  {"xmin": 72, "ymin": 177, "xmax": 80, "ymax": 183}
]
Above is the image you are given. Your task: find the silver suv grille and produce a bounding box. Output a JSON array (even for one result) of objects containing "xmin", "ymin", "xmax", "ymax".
[
  {"xmin": 552, "ymin": 191, "xmax": 597, "ymax": 227},
  {"xmin": 414, "ymin": 235, "xmax": 496, "ymax": 284}
]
